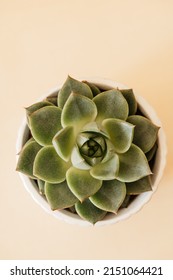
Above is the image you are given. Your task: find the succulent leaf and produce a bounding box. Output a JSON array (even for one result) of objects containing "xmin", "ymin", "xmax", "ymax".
[
  {"xmin": 120, "ymin": 195, "xmax": 131, "ymax": 208},
  {"xmin": 37, "ymin": 179, "xmax": 45, "ymax": 195},
  {"xmin": 75, "ymin": 199, "xmax": 107, "ymax": 224},
  {"xmin": 53, "ymin": 126, "xmax": 75, "ymax": 161},
  {"xmin": 16, "ymin": 140, "xmax": 42, "ymax": 178},
  {"xmin": 117, "ymin": 144, "xmax": 152, "ymax": 182},
  {"xmin": 126, "ymin": 176, "xmax": 152, "ymax": 195},
  {"xmin": 146, "ymin": 143, "xmax": 158, "ymax": 161},
  {"xmin": 66, "ymin": 167, "xmax": 102, "ymax": 202},
  {"xmin": 29, "ymin": 106, "xmax": 62, "ymax": 146},
  {"xmin": 33, "ymin": 146, "xmax": 70, "ymax": 183},
  {"xmin": 71, "ymin": 145, "xmax": 91, "ymax": 170},
  {"xmin": 90, "ymin": 179, "xmax": 126, "ymax": 213},
  {"xmin": 45, "ymin": 181, "xmax": 78, "ymax": 210},
  {"xmin": 90, "ymin": 154, "xmax": 119, "ymax": 180},
  {"xmin": 83, "ymin": 81, "xmax": 101, "ymax": 96},
  {"xmin": 102, "ymin": 118, "xmax": 134, "ymax": 153},
  {"xmin": 127, "ymin": 115, "xmax": 159, "ymax": 153},
  {"xmin": 58, "ymin": 76, "xmax": 93, "ymax": 108},
  {"xmin": 120, "ymin": 89, "xmax": 137, "ymax": 115},
  {"xmin": 61, "ymin": 93, "xmax": 97, "ymax": 130},
  {"xmin": 45, "ymin": 96, "xmax": 58, "ymax": 106},
  {"xmin": 93, "ymin": 89, "xmax": 129, "ymax": 122},
  {"xmin": 25, "ymin": 101, "xmax": 54, "ymax": 116}
]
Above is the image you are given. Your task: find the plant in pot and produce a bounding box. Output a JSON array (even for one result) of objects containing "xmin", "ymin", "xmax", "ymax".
[{"xmin": 16, "ymin": 76, "xmax": 166, "ymax": 225}]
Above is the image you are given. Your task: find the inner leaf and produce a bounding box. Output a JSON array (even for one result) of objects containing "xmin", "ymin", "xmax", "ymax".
[{"xmin": 102, "ymin": 118, "xmax": 134, "ymax": 153}]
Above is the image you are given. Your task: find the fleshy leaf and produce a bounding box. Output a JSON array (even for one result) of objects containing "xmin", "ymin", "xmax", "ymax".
[
  {"xmin": 66, "ymin": 167, "xmax": 102, "ymax": 202},
  {"xmin": 45, "ymin": 181, "xmax": 78, "ymax": 210},
  {"xmin": 16, "ymin": 140, "xmax": 42, "ymax": 178},
  {"xmin": 93, "ymin": 89, "xmax": 129, "ymax": 122},
  {"xmin": 90, "ymin": 154, "xmax": 119, "ymax": 180},
  {"xmin": 71, "ymin": 145, "xmax": 91, "ymax": 170},
  {"xmin": 146, "ymin": 143, "xmax": 158, "ymax": 161},
  {"xmin": 58, "ymin": 76, "xmax": 93, "ymax": 108},
  {"xmin": 90, "ymin": 179, "xmax": 126, "ymax": 213},
  {"xmin": 25, "ymin": 101, "xmax": 54, "ymax": 116},
  {"xmin": 126, "ymin": 176, "xmax": 152, "ymax": 194},
  {"xmin": 45, "ymin": 96, "xmax": 58, "ymax": 106},
  {"xmin": 120, "ymin": 89, "xmax": 137, "ymax": 115},
  {"xmin": 83, "ymin": 81, "xmax": 101, "ymax": 96},
  {"xmin": 37, "ymin": 179, "xmax": 45, "ymax": 195},
  {"xmin": 61, "ymin": 93, "xmax": 97, "ymax": 129},
  {"xmin": 29, "ymin": 106, "xmax": 62, "ymax": 146},
  {"xmin": 117, "ymin": 144, "xmax": 152, "ymax": 182},
  {"xmin": 75, "ymin": 199, "xmax": 107, "ymax": 224},
  {"xmin": 33, "ymin": 146, "xmax": 70, "ymax": 183},
  {"xmin": 102, "ymin": 118, "xmax": 134, "ymax": 153},
  {"xmin": 127, "ymin": 115, "xmax": 159, "ymax": 153},
  {"xmin": 53, "ymin": 126, "xmax": 75, "ymax": 161},
  {"xmin": 120, "ymin": 195, "xmax": 131, "ymax": 208}
]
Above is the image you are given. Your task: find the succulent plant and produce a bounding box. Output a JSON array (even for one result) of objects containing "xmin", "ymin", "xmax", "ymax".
[{"xmin": 16, "ymin": 76, "xmax": 159, "ymax": 224}]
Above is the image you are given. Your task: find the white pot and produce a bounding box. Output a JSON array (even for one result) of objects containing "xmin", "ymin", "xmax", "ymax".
[{"xmin": 16, "ymin": 78, "xmax": 167, "ymax": 226}]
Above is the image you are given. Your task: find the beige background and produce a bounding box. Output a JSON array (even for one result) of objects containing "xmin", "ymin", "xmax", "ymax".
[{"xmin": 0, "ymin": 0, "xmax": 173, "ymax": 259}]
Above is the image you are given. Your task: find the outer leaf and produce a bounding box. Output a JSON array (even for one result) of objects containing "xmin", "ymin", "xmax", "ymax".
[
  {"xmin": 66, "ymin": 167, "xmax": 102, "ymax": 202},
  {"xmin": 45, "ymin": 181, "xmax": 78, "ymax": 210},
  {"xmin": 75, "ymin": 199, "xmax": 107, "ymax": 224},
  {"xmin": 127, "ymin": 115, "xmax": 159, "ymax": 153},
  {"xmin": 37, "ymin": 179, "xmax": 45, "ymax": 195},
  {"xmin": 53, "ymin": 126, "xmax": 75, "ymax": 161},
  {"xmin": 120, "ymin": 195, "xmax": 131, "ymax": 208},
  {"xmin": 33, "ymin": 146, "xmax": 70, "ymax": 183},
  {"xmin": 16, "ymin": 140, "xmax": 42, "ymax": 178},
  {"xmin": 102, "ymin": 118, "xmax": 134, "ymax": 153},
  {"xmin": 90, "ymin": 154, "xmax": 119, "ymax": 180},
  {"xmin": 61, "ymin": 93, "xmax": 97, "ymax": 129},
  {"xmin": 146, "ymin": 143, "xmax": 158, "ymax": 162},
  {"xmin": 120, "ymin": 89, "xmax": 137, "ymax": 115},
  {"xmin": 83, "ymin": 81, "xmax": 101, "ymax": 96},
  {"xmin": 25, "ymin": 101, "xmax": 54, "ymax": 116},
  {"xmin": 93, "ymin": 89, "xmax": 129, "ymax": 122},
  {"xmin": 29, "ymin": 106, "xmax": 62, "ymax": 146},
  {"xmin": 117, "ymin": 144, "xmax": 152, "ymax": 182},
  {"xmin": 90, "ymin": 179, "xmax": 126, "ymax": 213},
  {"xmin": 126, "ymin": 176, "xmax": 152, "ymax": 195},
  {"xmin": 45, "ymin": 96, "xmax": 58, "ymax": 106},
  {"xmin": 58, "ymin": 76, "xmax": 93, "ymax": 108}
]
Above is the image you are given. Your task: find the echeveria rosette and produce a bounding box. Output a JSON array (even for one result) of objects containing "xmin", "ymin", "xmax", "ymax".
[{"xmin": 16, "ymin": 76, "xmax": 159, "ymax": 224}]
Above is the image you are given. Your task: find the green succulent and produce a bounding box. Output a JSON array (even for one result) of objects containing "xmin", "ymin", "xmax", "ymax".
[{"xmin": 16, "ymin": 76, "xmax": 159, "ymax": 224}]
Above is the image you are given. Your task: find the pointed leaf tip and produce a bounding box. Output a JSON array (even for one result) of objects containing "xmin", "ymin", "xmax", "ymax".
[
  {"xmin": 58, "ymin": 76, "xmax": 93, "ymax": 108},
  {"xmin": 102, "ymin": 118, "xmax": 134, "ymax": 153},
  {"xmin": 93, "ymin": 89, "xmax": 129, "ymax": 122},
  {"xmin": 53, "ymin": 126, "xmax": 76, "ymax": 161},
  {"xmin": 66, "ymin": 167, "xmax": 102, "ymax": 202},
  {"xmin": 75, "ymin": 199, "xmax": 107, "ymax": 224},
  {"xmin": 90, "ymin": 179, "xmax": 126, "ymax": 213},
  {"xmin": 61, "ymin": 93, "xmax": 97, "ymax": 129}
]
